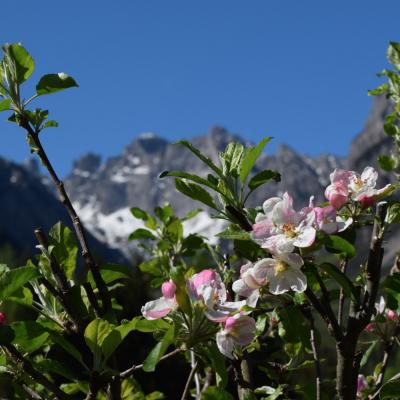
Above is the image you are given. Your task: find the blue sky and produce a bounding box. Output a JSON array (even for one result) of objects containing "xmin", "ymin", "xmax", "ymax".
[{"xmin": 0, "ymin": 0, "xmax": 399, "ymax": 176}]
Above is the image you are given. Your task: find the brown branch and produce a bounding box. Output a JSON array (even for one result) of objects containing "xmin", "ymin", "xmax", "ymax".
[
  {"xmin": 83, "ymin": 282, "xmax": 102, "ymax": 317},
  {"xmin": 305, "ymin": 287, "xmax": 343, "ymax": 343},
  {"xmin": 119, "ymin": 348, "xmax": 183, "ymax": 379},
  {"xmin": 338, "ymin": 258, "xmax": 349, "ymax": 327},
  {"xmin": 302, "ymin": 308, "xmax": 321, "ymax": 400},
  {"xmin": 180, "ymin": 361, "xmax": 199, "ymax": 400},
  {"xmin": 21, "ymin": 118, "xmax": 111, "ymax": 314},
  {"xmin": 4, "ymin": 344, "xmax": 72, "ymax": 400}
]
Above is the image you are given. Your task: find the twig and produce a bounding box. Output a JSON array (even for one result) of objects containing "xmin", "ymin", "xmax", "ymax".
[
  {"xmin": 338, "ymin": 258, "xmax": 348, "ymax": 327},
  {"xmin": 85, "ymin": 371, "xmax": 102, "ymax": 400},
  {"xmin": 21, "ymin": 119, "xmax": 111, "ymax": 314},
  {"xmin": 4, "ymin": 344, "xmax": 72, "ymax": 400},
  {"xmin": 83, "ymin": 281, "xmax": 102, "ymax": 317},
  {"xmin": 180, "ymin": 361, "xmax": 199, "ymax": 400},
  {"xmin": 191, "ymin": 351, "xmax": 201, "ymax": 398},
  {"xmin": 21, "ymin": 384, "xmax": 44, "ymax": 399},
  {"xmin": 119, "ymin": 348, "xmax": 183, "ymax": 379},
  {"xmin": 305, "ymin": 287, "xmax": 343, "ymax": 343},
  {"xmin": 303, "ymin": 308, "xmax": 321, "ymax": 400}
]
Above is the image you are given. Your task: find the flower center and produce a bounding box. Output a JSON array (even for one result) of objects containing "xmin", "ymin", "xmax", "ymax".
[
  {"xmin": 353, "ymin": 177, "xmax": 363, "ymax": 190},
  {"xmin": 282, "ymin": 224, "xmax": 297, "ymax": 238},
  {"xmin": 275, "ymin": 261, "xmax": 289, "ymax": 275}
]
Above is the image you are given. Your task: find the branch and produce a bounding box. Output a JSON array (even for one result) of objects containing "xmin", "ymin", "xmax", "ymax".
[
  {"xmin": 21, "ymin": 119, "xmax": 111, "ymax": 314},
  {"xmin": 119, "ymin": 348, "xmax": 183, "ymax": 379},
  {"xmin": 305, "ymin": 287, "xmax": 343, "ymax": 343},
  {"xmin": 4, "ymin": 344, "xmax": 72, "ymax": 400},
  {"xmin": 180, "ymin": 361, "xmax": 199, "ymax": 400},
  {"xmin": 338, "ymin": 258, "xmax": 349, "ymax": 327},
  {"xmin": 302, "ymin": 308, "xmax": 321, "ymax": 400}
]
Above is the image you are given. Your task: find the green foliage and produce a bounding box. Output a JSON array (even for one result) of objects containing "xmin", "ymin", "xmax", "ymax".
[
  {"xmin": 142, "ymin": 324, "xmax": 175, "ymax": 372},
  {"xmin": 0, "ymin": 266, "xmax": 39, "ymax": 301},
  {"xmin": 36, "ymin": 73, "xmax": 78, "ymax": 95}
]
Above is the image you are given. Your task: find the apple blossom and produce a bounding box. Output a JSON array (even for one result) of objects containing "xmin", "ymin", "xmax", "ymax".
[
  {"xmin": 261, "ymin": 253, "xmax": 307, "ymax": 295},
  {"xmin": 325, "ymin": 167, "xmax": 392, "ymax": 209},
  {"xmin": 357, "ymin": 374, "xmax": 367, "ymax": 395},
  {"xmin": 252, "ymin": 192, "xmax": 316, "ymax": 254},
  {"xmin": 142, "ymin": 279, "xmax": 177, "ymax": 320},
  {"xmin": 188, "ymin": 269, "xmax": 246, "ymax": 322},
  {"xmin": 216, "ymin": 314, "xmax": 256, "ymax": 359}
]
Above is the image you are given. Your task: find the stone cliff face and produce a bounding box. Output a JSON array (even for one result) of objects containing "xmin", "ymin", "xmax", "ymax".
[{"xmin": 0, "ymin": 95, "xmax": 396, "ymax": 263}]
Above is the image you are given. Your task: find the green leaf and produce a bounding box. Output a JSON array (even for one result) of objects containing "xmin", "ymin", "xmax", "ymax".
[
  {"xmin": 239, "ymin": 137, "xmax": 272, "ymax": 183},
  {"xmin": 182, "ymin": 208, "xmax": 203, "ymax": 221},
  {"xmin": 317, "ymin": 263, "xmax": 358, "ymax": 302},
  {"xmin": 0, "ymin": 99, "xmax": 11, "ymax": 112},
  {"xmin": 138, "ymin": 259, "xmax": 163, "ymax": 277},
  {"xmin": 37, "ymin": 359, "xmax": 75, "ymax": 381},
  {"xmin": 201, "ymin": 387, "xmax": 234, "ymax": 400},
  {"xmin": 160, "ymin": 170, "xmax": 225, "ymax": 197},
  {"xmin": 388, "ymin": 41, "xmax": 400, "ymax": 70},
  {"xmin": 368, "ymin": 83, "xmax": 389, "ymax": 96},
  {"xmin": 216, "ymin": 228, "xmax": 251, "ymax": 240},
  {"xmin": 48, "ymin": 331, "xmax": 86, "ymax": 367},
  {"xmin": 130, "ymin": 207, "xmax": 157, "ymax": 229},
  {"xmin": 248, "ymin": 169, "xmax": 281, "ymax": 191},
  {"xmin": 386, "ymin": 202, "xmax": 400, "ymax": 224},
  {"xmin": 101, "ymin": 319, "xmax": 139, "ymax": 361},
  {"xmin": 175, "ymin": 179, "xmax": 217, "ymax": 210},
  {"xmin": 379, "ymin": 155, "xmax": 397, "ymax": 171},
  {"xmin": 325, "ymin": 235, "xmax": 355, "ymax": 258},
  {"xmin": 48, "ymin": 222, "xmax": 78, "ymax": 280},
  {"xmin": 204, "ymin": 343, "xmax": 228, "ymax": 388},
  {"xmin": 11, "ymin": 321, "xmax": 49, "ymax": 353},
  {"xmin": 142, "ymin": 324, "xmax": 175, "ymax": 372},
  {"xmin": 360, "ymin": 340, "xmax": 378, "ymax": 368},
  {"xmin": 36, "ymin": 73, "xmax": 78, "ymax": 95},
  {"xmin": 233, "ymin": 239, "xmax": 267, "ymax": 262},
  {"xmin": 42, "ymin": 120, "xmax": 59, "ymax": 129},
  {"xmin": 129, "ymin": 228, "xmax": 156, "ymax": 241},
  {"xmin": 0, "ymin": 266, "xmax": 40, "ymax": 301},
  {"xmin": 84, "ymin": 319, "xmax": 112, "ymax": 368},
  {"xmin": 134, "ymin": 318, "xmax": 170, "ymax": 333},
  {"xmin": 384, "ymin": 122, "xmax": 400, "ymax": 136},
  {"xmin": 165, "ymin": 218, "xmax": 183, "ymax": 243},
  {"xmin": 176, "ymin": 140, "xmax": 223, "ymax": 177},
  {"xmin": 5, "ymin": 44, "xmax": 35, "ymax": 83},
  {"xmin": 380, "ymin": 378, "xmax": 400, "ymax": 399}
]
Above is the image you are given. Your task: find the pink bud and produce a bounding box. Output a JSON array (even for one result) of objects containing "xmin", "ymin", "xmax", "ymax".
[
  {"xmin": 325, "ymin": 182, "xmax": 348, "ymax": 209},
  {"xmin": 192, "ymin": 269, "xmax": 217, "ymax": 289},
  {"xmin": 357, "ymin": 374, "xmax": 367, "ymax": 393},
  {"xmin": 387, "ymin": 310, "xmax": 398, "ymax": 322},
  {"xmin": 364, "ymin": 323, "xmax": 375, "ymax": 333},
  {"xmin": 0, "ymin": 312, "xmax": 6, "ymax": 325},
  {"xmin": 161, "ymin": 280, "xmax": 176, "ymax": 299},
  {"xmin": 358, "ymin": 195, "xmax": 376, "ymax": 209}
]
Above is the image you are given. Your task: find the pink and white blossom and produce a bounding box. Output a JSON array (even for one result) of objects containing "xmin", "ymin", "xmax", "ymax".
[
  {"xmin": 357, "ymin": 374, "xmax": 367, "ymax": 395},
  {"xmin": 142, "ymin": 279, "xmax": 177, "ymax": 320},
  {"xmin": 252, "ymin": 192, "xmax": 316, "ymax": 254},
  {"xmin": 260, "ymin": 253, "xmax": 307, "ymax": 294},
  {"xmin": 325, "ymin": 167, "xmax": 392, "ymax": 209},
  {"xmin": 216, "ymin": 314, "xmax": 256, "ymax": 359},
  {"xmin": 188, "ymin": 269, "xmax": 246, "ymax": 323}
]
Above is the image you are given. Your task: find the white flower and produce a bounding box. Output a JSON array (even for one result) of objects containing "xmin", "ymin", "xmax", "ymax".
[{"xmin": 252, "ymin": 192, "xmax": 316, "ymax": 254}]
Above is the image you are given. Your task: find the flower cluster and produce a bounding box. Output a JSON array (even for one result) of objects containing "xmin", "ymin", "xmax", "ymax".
[
  {"xmin": 142, "ymin": 269, "xmax": 255, "ymax": 359},
  {"xmin": 325, "ymin": 167, "xmax": 391, "ymax": 209},
  {"xmin": 140, "ymin": 166, "xmax": 392, "ymax": 361}
]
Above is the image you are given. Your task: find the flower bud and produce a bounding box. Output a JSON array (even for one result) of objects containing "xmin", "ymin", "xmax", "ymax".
[
  {"xmin": 0, "ymin": 312, "xmax": 6, "ymax": 325},
  {"xmin": 161, "ymin": 280, "xmax": 176, "ymax": 299},
  {"xmin": 387, "ymin": 309, "xmax": 398, "ymax": 322},
  {"xmin": 325, "ymin": 182, "xmax": 348, "ymax": 209}
]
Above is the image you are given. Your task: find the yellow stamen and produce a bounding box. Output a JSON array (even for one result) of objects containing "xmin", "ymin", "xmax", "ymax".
[
  {"xmin": 282, "ymin": 223, "xmax": 297, "ymax": 238},
  {"xmin": 275, "ymin": 261, "xmax": 289, "ymax": 275}
]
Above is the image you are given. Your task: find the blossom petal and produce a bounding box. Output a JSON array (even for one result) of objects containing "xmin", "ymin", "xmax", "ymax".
[
  {"xmin": 141, "ymin": 297, "xmax": 176, "ymax": 320},
  {"xmin": 283, "ymin": 268, "xmax": 307, "ymax": 293},
  {"xmin": 216, "ymin": 331, "xmax": 234, "ymax": 359},
  {"xmin": 293, "ymin": 226, "xmax": 316, "ymax": 248}
]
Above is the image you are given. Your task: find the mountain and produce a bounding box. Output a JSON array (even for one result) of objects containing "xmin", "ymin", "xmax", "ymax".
[
  {"xmin": 0, "ymin": 95, "xmax": 396, "ymax": 266},
  {"xmin": 0, "ymin": 157, "xmax": 124, "ymax": 264}
]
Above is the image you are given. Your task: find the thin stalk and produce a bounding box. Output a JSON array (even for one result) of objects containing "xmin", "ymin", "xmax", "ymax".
[
  {"xmin": 20, "ymin": 118, "xmax": 111, "ymax": 314},
  {"xmin": 180, "ymin": 361, "xmax": 199, "ymax": 400}
]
